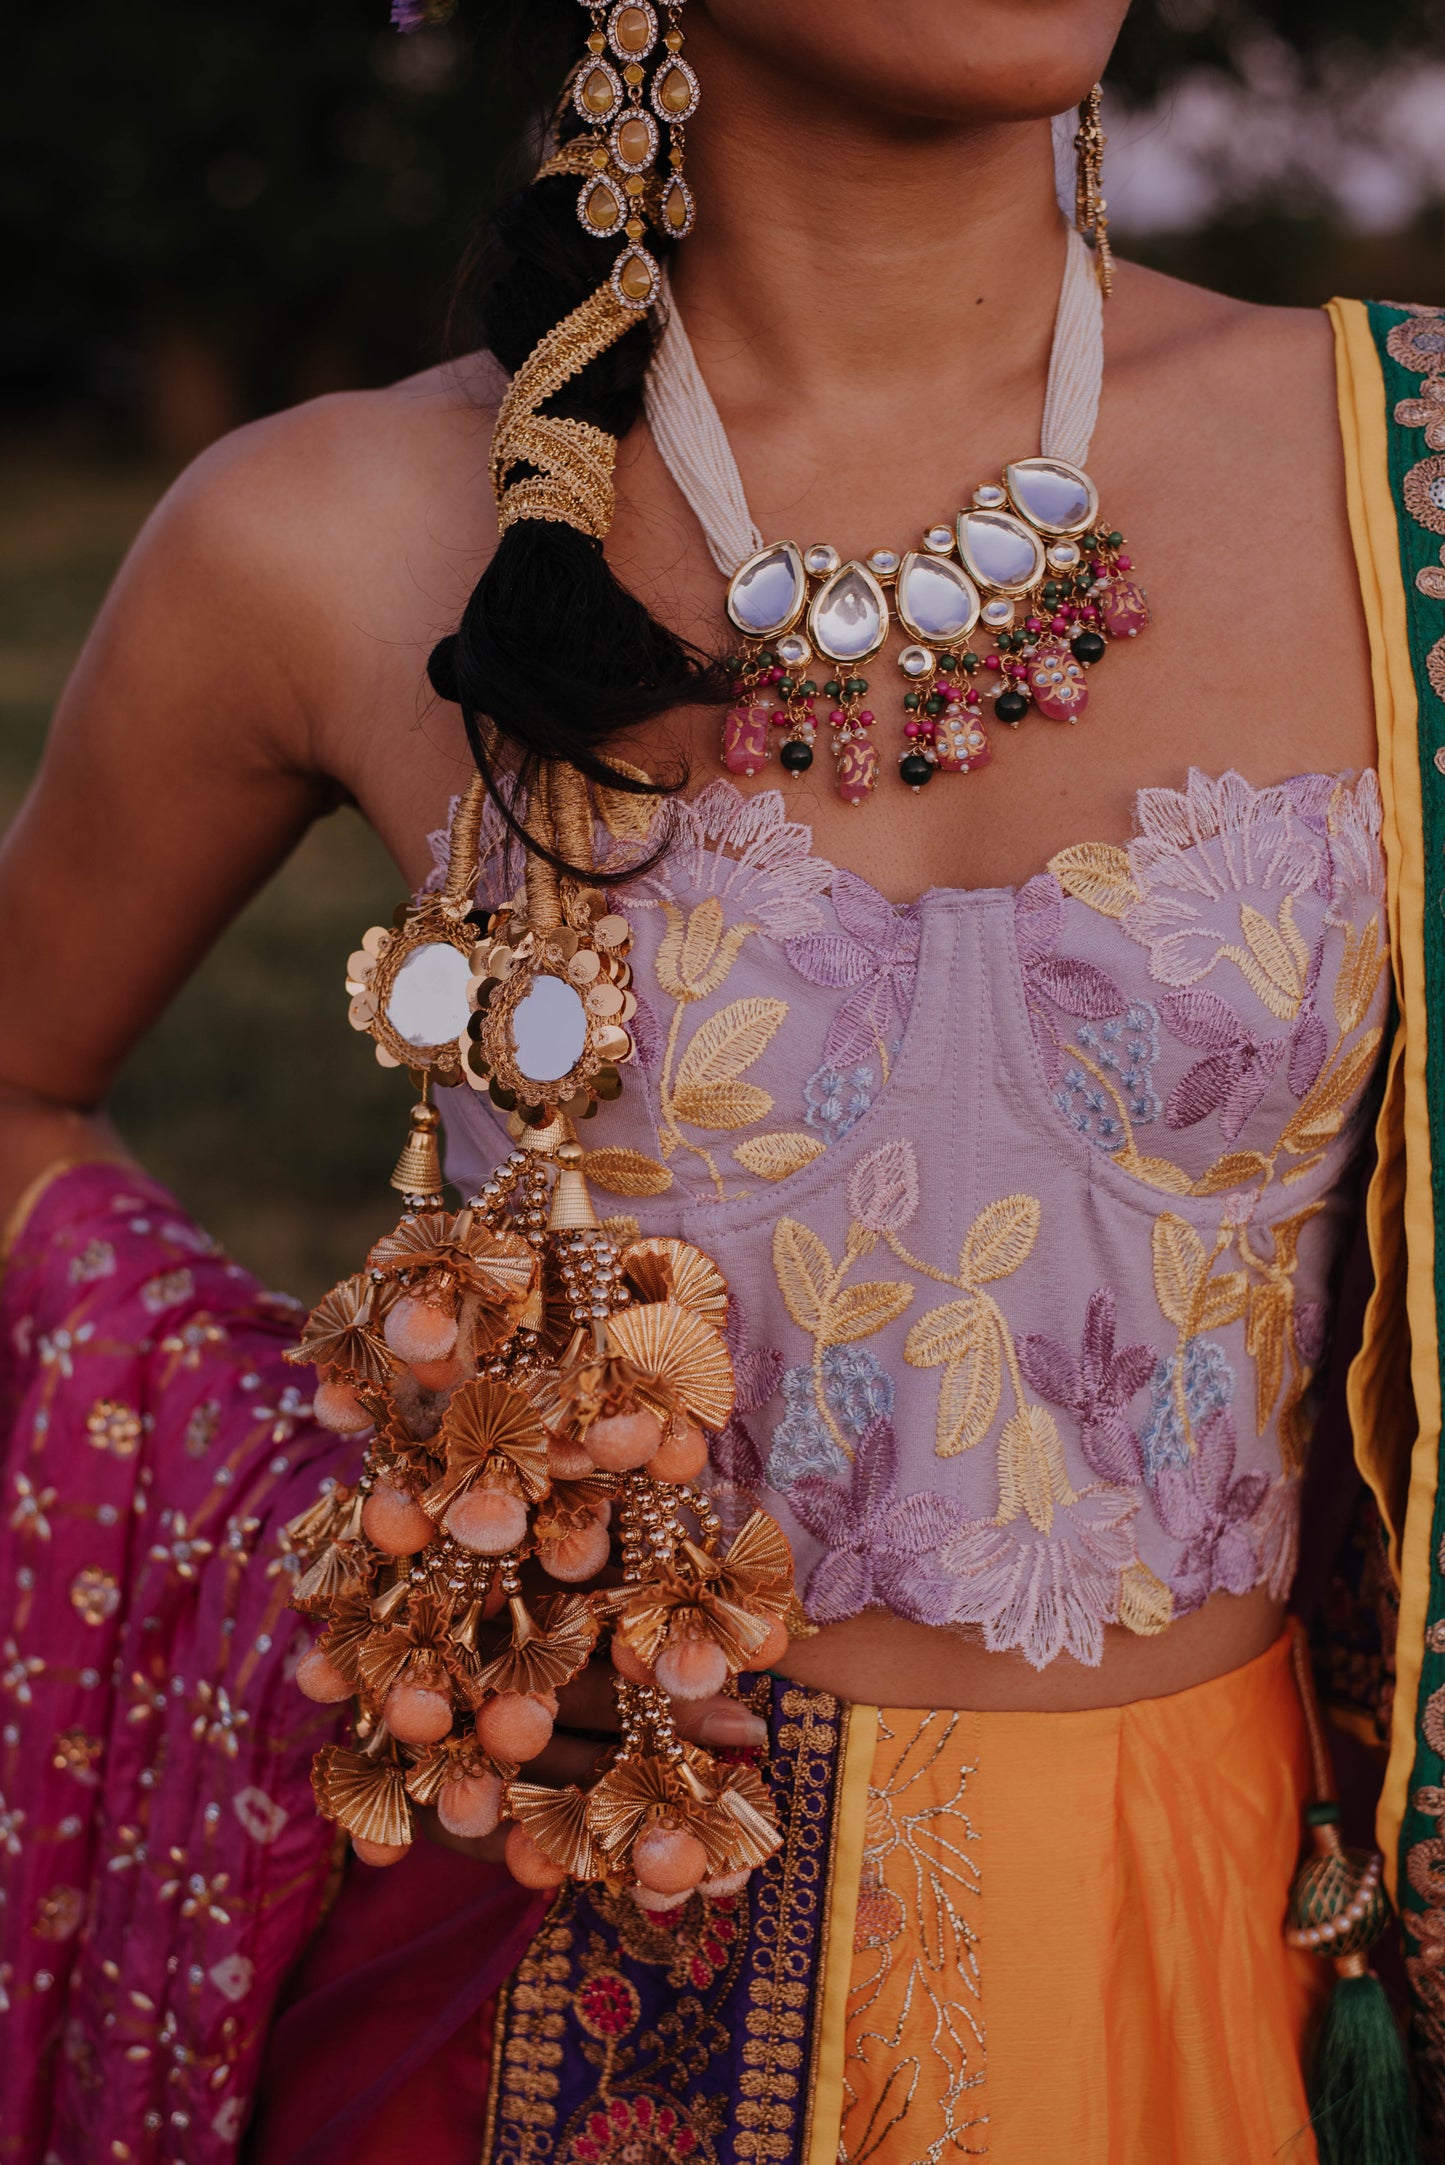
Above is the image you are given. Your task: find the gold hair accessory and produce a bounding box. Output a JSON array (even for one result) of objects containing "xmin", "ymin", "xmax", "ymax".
[
  {"xmin": 1074, "ymin": 83, "xmax": 1113, "ymax": 298},
  {"xmin": 568, "ymin": 0, "xmax": 697, "ymax": 311},
  {"xmin": 286, "ymin": 758, "xmax": 795, "ymax": 1902},
  {"xmin": 491, "ymin": 282, "xmax": 638, "ymax": 538}
]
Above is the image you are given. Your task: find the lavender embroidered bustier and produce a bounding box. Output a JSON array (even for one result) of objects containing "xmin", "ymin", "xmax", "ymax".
[{"xmin": 435, "ymin": 767, "xmax": 1388, "ymax": 1669}]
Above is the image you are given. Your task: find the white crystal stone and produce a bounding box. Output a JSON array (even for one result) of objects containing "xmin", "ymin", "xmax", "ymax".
[
  {"xmin": 1047, "ymin": 541, "xmax": 1081, "ymax": 569},
  {"xmin": 923, "ymin": 524, "xmax": 954, "ymax": 553},
  {"xmin": 896, "ymin": 551, "xmax": 980, "ymax": 643},
  {"xmin": 957, "ymin": 510, "xmax": 1045, "ymax": 595},
  {"xmin": 727, "ymin": 542, "xmax": 807, "ymax": 637},
  {"xmin": 808, "ymin": 561, "xmax": 888, "ymax": 663},
  {"xmin": 868, "ymin": 548, "xmax": 900, "ymax": 577},
  {"xmin": 899, "ymin": 645, "xmax": 935, "ymax": 677},
  {"xmin": 1005, "ymin": 457, "xmax": 1099, "ymax": 536},
  {"xmin": 981, "ymin": 597, "xmax": 1016, "ymax": 628},
  {"xmin": 973, "ymin": 483, "xmax": 1007, "ymax": 509},
  {"xmin": 776, "ymin": 633, "xmax": 812, "ymax": 667},
  {"xmin": 804, "ymin": 542, "xmax": 840, "ymax": 577}
]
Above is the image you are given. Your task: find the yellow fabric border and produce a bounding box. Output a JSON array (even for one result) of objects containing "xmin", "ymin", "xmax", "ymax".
[
  {"xmin": 802, "ymin": 1698, "xmax": 878, "ymax": 2165},
  {"xmin": 1329, "ymin": 297, "xmax": 1439, "ymax": 1896},
  {"xmin": 0, "ymin": 1155, "xmax": 99, "ymax": 1273}
]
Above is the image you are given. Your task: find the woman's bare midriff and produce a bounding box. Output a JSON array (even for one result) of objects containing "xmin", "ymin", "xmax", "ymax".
[{"xmin": 772, "ymin": 1584, "xmax": 1286, "ymax": 1711}]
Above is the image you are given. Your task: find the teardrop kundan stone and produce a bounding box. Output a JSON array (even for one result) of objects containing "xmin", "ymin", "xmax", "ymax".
[
  {"xmin": 1099, "ymin": 580, "xmax": 1150, "ymax": 640},
  {"xmin": 808, "ymin": 562, "xmax": 888, "ymax": 663},
  {"xmin": 1027, "ymin": 638, "xmax": 1090, "ymax": 722},
  {"xmin": 1004, "ymin": 457, "xmax": 1099, "ymax": 536},
  {"xmin": 835, "ymin": 735, "xmax": 878, "ymax": 806},
  {"xmin": 722, "ymin": 705, "xmax": 772, "ymax": 776},
  {"xmin": 895, "ymin": 552, "xmax": 979, "ymax": 643},
  {"xmin": 727, "ymin": 542, "xmax": 806, "ymax": 638}
]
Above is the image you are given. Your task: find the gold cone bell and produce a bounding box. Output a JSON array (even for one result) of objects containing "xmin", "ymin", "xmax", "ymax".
[
  {"xmin": 391, "ymin": 1096, "xmax": 445, "ymax": 1197},
  {"xmin": 547, "ymin": 1140, "xmax": 601, "ymax": 1233}
]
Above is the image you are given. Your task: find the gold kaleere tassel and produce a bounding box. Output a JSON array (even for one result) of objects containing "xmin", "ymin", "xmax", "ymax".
[{"xmin": 390, "ymin": 1076, "xmax": 445, "ymax": 1199}]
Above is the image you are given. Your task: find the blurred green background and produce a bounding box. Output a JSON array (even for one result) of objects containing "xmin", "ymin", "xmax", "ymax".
[{"xmin": 2, "ymin": 0, "xmax": 1443, "ymax": 1302}]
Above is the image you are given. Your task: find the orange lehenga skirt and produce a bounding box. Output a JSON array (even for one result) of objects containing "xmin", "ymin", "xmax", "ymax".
[{"xmin": 826, "ymin": 1631, "xmax": 1327, "ymax": 2163}]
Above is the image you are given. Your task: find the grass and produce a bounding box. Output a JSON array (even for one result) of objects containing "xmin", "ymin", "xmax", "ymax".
[{"xmin": 0, "ymin": 452, "xmax": 405, "ymax": 1304}]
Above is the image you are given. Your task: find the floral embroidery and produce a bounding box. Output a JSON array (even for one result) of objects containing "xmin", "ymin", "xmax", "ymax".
[
  {"xmin": 1017, "ymin": 1289, "xmax": 1156, "ymax": 1486},
  {"xmin": 1160, "ymin": 975, "xmax": 1326, "ymax": 1142},
  {"xmin": 785, "ymin": 871, "xmax": 921, "ymax": 1066},
  {"xmin": 787, "ymin": 1417, "xmax": 970, "ymax": 1625},
  {"xmin": 802, "ymin": 1059, "xmax": 877, "ymax": 1142},
  {"xmin": 1139, "ymin": 1337, "xmax": 1235, "ymax": 1478},
  {"xmin": 1015, "ymin": 872, "xmax": 1129, "ymax": 1085},
  {"xmin": 938, "ymin": 1486, "xmax": 1142, "ymax": 1669},
  {"xmin": 1152, "ymin": 1408, "xmax": 1270, "ymax": 1613},
  {"xmin": 1057, "ymin": 1000, "xmax": 1161, "ymax": 1146},
  {"xmin": 767, "ymin": 1349, "xmax": 894, "ymax": 1490}
]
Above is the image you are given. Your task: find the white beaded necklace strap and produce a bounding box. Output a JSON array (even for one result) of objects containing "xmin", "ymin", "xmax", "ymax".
[{"xmin": 644, "ymin": 223, "xmax": 1103, "ymax": 577}]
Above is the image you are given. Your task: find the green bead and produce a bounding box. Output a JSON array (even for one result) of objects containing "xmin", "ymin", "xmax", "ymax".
[
  {"xmin": 1107, "ymin": 531, "xmax": 1123, "ymax": 550},
  {"xmin": 824, "ymin": 679, "xmax": 841, "ymax": 699},
  {"xmin": 962, "ymin": 651, "xmax": 979, "ymax": 673},
  {"xmin": 924, "ymin": 695, "xmax": 943, "ymax": 716},
  {"xmin": 1081, "ymin": 531, "xmax": 1098, "ymax": 551},
  {"xmin": 1042, "ymin": 581, "xmax": 1059, "ymax": 603},
  {"xmin": 777, "ymin": 677, "xmax": 794, "ymax": 697},
  {"xmin": 846, "ymin": 676, "xmax": 868, "ymax": 695},
  {"xmin": 902, "ymin": 691, "xmax": 920, "ymax": 710},
  {"xmin": 937, "ymin": 654, "xmax": 957, "ymax": 673},
  {"xmin": 801, "ymin": 680, "xmax": 818, "ymax": 698}
]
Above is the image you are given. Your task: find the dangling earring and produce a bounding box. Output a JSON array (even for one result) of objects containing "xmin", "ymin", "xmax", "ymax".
[
  {"xmin": 1074, "ymin": 83, "xmax": 1114, "ymax": 298},
  {"xmin": 564, "ymin": 2, "xmax": 696, "ymax": 312}
]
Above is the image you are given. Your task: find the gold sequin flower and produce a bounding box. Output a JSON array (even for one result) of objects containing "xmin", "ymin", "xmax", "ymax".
[
  {"xmin": 86, "ymin": 1399, "xmax": 142, "ymax": 1457},
  {"xmin": 69, "ymin": 1567, "xmax": 121, "ymax": 1627}
]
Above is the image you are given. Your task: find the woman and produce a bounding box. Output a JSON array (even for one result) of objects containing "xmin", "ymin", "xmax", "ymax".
[{"xmin": 2, "ymin": 0, "xmax": 1442, "ymax": 2158}]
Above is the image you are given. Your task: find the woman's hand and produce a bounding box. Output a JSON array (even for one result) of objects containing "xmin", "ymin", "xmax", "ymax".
[{"xmin": 419, "ymin": 1654, "xmax": 769, "ymax": 1864}]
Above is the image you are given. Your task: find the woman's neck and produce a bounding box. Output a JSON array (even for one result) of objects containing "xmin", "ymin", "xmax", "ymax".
[{"xmin": 668, "ymin": 18, "xmax": 1069, "ymax": 420}]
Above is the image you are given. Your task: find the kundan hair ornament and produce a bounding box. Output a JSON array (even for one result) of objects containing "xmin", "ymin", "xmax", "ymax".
[{"xmin": 286, "ymin": 761, "xmax": 797, "ymax": 1904}]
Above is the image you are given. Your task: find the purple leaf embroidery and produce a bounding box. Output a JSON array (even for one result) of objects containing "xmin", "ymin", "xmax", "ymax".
[
  {"xmin": 1153, "ymin": 1408, "xmax": 1269, "ymax": 1614},
  {"xmin": 1013, "ymin": 874, "xmax": 1127, "ymax": 1084},
  {"xmin": 1016, "ymin": 1288, "xmax": 1154, "ymax": 1485},
  {"xmin": 788, "ymin": 1416, "xmax": 970, "ymax": 1627},
  {"xmin": 785, "ymin": 871, "xmax": 922, "ymax": 1066}
]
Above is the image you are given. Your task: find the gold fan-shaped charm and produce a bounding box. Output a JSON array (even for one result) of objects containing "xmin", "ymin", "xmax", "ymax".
[
  {"xmin": 607, "ymin": 1300, "xmax": 734, "ymax": 1431},
  {"xmin": 622, "ymin": 1238, "xmax": 729, "ymax": 1330},
  {"xmin": 312, "ymin": 1745, "xmax": 413, "ymax": 1848},
  {"xmin": 475, "ymin": 1594, "xmax": 600, "ymax": 1699},
  {"xmin": 422, "ymin": 1379, "xmax": 551, "ymax": 1521},
  {"xmin": 285, "ymin": 1273, "xmax": 395, "ymax": 1388},
  {"xmin": 507, "ymin": 1780, "xmax": 603, "ymax": 1877}
]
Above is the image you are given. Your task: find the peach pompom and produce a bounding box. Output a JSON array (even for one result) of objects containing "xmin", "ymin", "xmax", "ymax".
[
  {"xmin": 537, "ymin": 1519, "xmax": 612, "ymax": 1583},
  {"xmin": 384, "ymin": 1295, "xmax": 458, "ymax": 1366},
  {"xmin": 295, "ymin": 1645, "xmax": 353, "ymax": 1703},
  {"xmin": 650, "ymin": 1420, "xmax": 709, "ymax": 1485},
  {"xmin": 610, "ymin": 1636, "xmax": 657, "ymax": 1687},
  {"xmin": 361, "ymin": 1482, "xmax": 437, "ymax": 1557},
  {"xmin": 445, "ymin": 1486, "xmax": 529, "ymax": 1555},
  {"xmin": 700, "ymin": 1866, "xmax": 752, "ymax": 1899},
  {"xmin": 631, "ymin": 1883, "xmax": 691, "ymax": 1913},
  {"xmin": 738, "ymin": 1616, "xmax": 790, "ymax": 1671},
  {"xmin": 476, "ymin": 1690, "xmax": 555, "ymax": 1763},
  {"xmin": 437, "ymin": 1770, "xmax": 504, "ymax": 1839},
  {"xmin": 352, "ymin": 1836, "xmax": 409, "ymax": 1867},
  {"xmin": 633, "ymin": 1823, "xmax": 708, "ymax": 1895},
  {"xmin": 584, "ymin": 1408, "xmax": 663, "ymax": 1472},
  {"xmin": 410, "ymin": 1355, "xmax": 466, "ymax": 1393},
  {"xmin": 654, "ymin": 1633, "xmax": 729, "ymax": 1701},
  {"xmin": 547, "ymin": 1432, "xmax": 595, "ymax": 1480},
  {"xmin": 313, "ymin": 1379, "xmax": 372, "ymax": 1434},
  {"xmin": 504, "ymin": 1822, "xmax": 566, "ymax": 1890},
  {"xmin": 383, "ymin": 1681, "xmax": 453, "ymax": 1745}
]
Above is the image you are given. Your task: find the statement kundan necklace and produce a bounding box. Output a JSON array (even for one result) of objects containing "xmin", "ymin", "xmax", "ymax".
[{"xmin": 645, "ymin": 227, "xmax": 1151, "ymax": 801}]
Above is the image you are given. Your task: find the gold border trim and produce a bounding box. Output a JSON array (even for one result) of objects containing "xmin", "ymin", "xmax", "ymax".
[
  {"xmin": 802, "ymin": 1699, "xmax": 878, "ymax": 2165},
  {"xmin": 0, "ymin": 1155, "xmax": 110, "ymax": 1274},
  {"xmin": 1330, "ymin": 296, "xmax": 1440, "ymax": 1897}
]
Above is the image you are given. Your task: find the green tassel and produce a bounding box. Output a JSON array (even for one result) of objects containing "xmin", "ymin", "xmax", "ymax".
[{"xmin": 1308, "ymin": 1971, "xmax": 1415, "ymax": 2165}]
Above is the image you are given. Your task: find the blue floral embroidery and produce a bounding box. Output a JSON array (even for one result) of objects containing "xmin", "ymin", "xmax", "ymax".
[
  {"xmin": 1057, "ymin": 999, "xmax": 1161, "ymax": 1149},
  {"xmin": 1139, "ymin": 1336, "xmax": 1235, "ymax": 1477},
  {"xmin": 765, "ymin": 1345, "xmax": 895, "ymax": 1490},
  {"xmin": 803, "ymin": 1060, "xmax": 877, "ymax": 1143}
]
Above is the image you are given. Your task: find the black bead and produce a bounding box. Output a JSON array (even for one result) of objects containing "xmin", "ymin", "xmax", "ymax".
[
  {"xmin": 780, "ymin": 738, "xmax": 814, "ymax": 772},
  {"xmin": 996, "ymin": 689, "xmax": 1030, "ymax": 724},
  {"xmin": 899, "ymin": 753, "xmax": 934, "ymax": 788},
  {"xmin": 1072, "ymin": 631, "xmax": 1106, "ymax": 666}
]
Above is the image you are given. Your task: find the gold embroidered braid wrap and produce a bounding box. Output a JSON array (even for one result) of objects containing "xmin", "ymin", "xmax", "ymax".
[{"xmin": 491, "ymin": 283, "xmax": 637, "ymax": 539}]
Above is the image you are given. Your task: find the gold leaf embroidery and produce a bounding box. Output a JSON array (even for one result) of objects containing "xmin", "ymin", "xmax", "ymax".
[
  {"xmin": 1246, "ymin": 1279, "xmax": 1290, "ymax": 1438},
  {"xmin": 1119, "ymin": 1560, "xmax": 1174, "ymax": 1635},
  {"xmin": 936, "ymin": 1330, "xmax": 1003, "ymax": 1459},
  {"xmin": 996, "ymin": 1404, "xmax": 1070, "ymax": 1533},
  {"xmin": 582, "ymin": 1147, "xmax": 674, "ymax": 1197},
  {"xmin": 1150, "ymin": 1214, "xmax": 1207, "ymax": 1329},
  {"xmin": 1046, "ymin": 841, "xmax": 1139, "ymax": 918},
  {"xmin": 1279, "ymin": 1028, "xmax": 1383, "ymax": 1156},
  {"xmin": 905, "ymin": 1297, "xmax": 987, "ymax": 1370},
  {"xmin": 1334, "ymin": 917, "xmax": 1387, "ymax": 1037},
  {"xmin": 682, "ymin": 896, "xmax": 725, "ymax": 983},
  {"xmin": 1234, "ymin": 901, "xmax": 1307, "ymax": 1020},
  {"xmin": 820, "ymin": 1280, "xmax": 914, "ymax": 1349},
  {"xmin": 773, "ymin": 1218, "xmax": 835, "ymax": 1335},
  {"xmin": 600, "ymin": 1214, "xmax": 642, "ymax": 1246},
  {"xmin": 1196, "ymin": 1271, "xmax": 1248, "ymax": 1332},
  {"xmin": 655, "ymin": 901, "xmax": 756, "ymax": 1002},
  {"xmin": 958, "ymin": 1195, "xmax": 1041, "ymax": 1287},
  {"xmin": 1191, "ymin": 1150, "xmax": 1271, "ymax": 1196},
  {"xmin": 671, "ymin": 1079, "xmax": 774, "ymax": 1130},
  {"xmin": 674, "ymin": 997, "xmax": 786, "ymax": 1094},
  {"xmin": 1114, "ymin": 1147, "xmax": 1196, "ymax": 1196},
  {"xmin": 732, "ymin": 1133, "xmax": 827, "ymax": 1181}
]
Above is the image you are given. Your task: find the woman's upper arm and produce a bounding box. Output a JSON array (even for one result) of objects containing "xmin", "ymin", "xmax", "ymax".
[{"xmin": 0, "ymin": 411, "xmax": 354, "ymax": 1112}]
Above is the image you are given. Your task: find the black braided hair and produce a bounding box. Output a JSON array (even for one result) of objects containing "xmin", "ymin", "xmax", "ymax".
[{"xmin": 429, "ymin": 0, "xmax": 727, "ymax": 873}]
